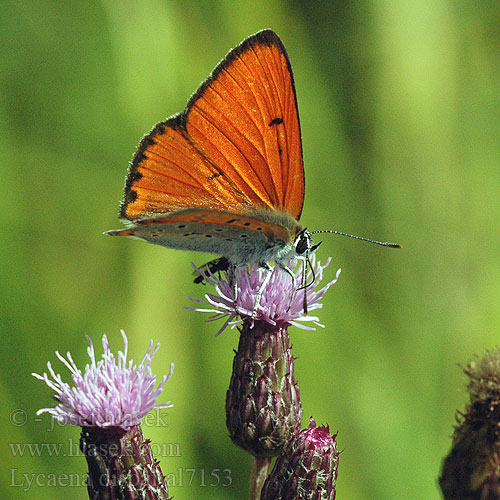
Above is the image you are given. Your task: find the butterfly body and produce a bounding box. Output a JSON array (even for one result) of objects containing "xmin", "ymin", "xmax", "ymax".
[{"xmin": 106, "ymin": 29, "xmax": 400, "ymax": 297}]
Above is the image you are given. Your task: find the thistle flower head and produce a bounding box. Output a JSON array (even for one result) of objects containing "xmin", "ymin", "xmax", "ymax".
[
  {"xmin": 33, "ymin": 330, "xmax": 173, "ymax": 430},
  {"xmin": 261, "ymin": 417, "xmax": 339, "ymax": 500},
  {"xmin": 189, "ymin": 256, "xmax": 340, "ymax": 334},
  {"xmin": 226, "ymin": 324, "xmax": 303, "ymax": 457}
]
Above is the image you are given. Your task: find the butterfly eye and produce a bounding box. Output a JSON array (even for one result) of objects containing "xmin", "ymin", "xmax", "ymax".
[{"xmin": 295, "ymin": 231, "xmax": 312, "ymax": 255}]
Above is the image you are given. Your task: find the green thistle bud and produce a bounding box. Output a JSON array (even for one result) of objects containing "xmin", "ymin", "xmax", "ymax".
[
  {"xmin": 81, "ymin": 425, "xmax": 170, "ymax": 500},
  {"xmin": 440, "ymin": 350, "xmax": 500, "ymax": 499},
  {"xmin": 226, "ymin": 319, "xmax": 303, "ymax": 457},
  {"xmin": 260, "ymin": 417, "xmax": 339, "ymax": 500}
]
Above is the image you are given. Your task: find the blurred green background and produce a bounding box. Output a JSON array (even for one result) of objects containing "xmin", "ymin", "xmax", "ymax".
[{"xmin": 2, "ymin": 1, "xmax": 499, "ymax": 498}]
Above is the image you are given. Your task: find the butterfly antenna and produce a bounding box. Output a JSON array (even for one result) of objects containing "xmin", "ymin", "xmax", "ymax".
[
  {"xmin": 297, "ymin": 254, "xmax": 317, "ymax": 290},
  {"xmin": 310, "ymin": 230, "xmax": 401, "ymax": 248}
]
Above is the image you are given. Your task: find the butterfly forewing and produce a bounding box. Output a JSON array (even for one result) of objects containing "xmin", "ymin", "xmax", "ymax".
[
  {"xmin": 120, "ymin": 29, "xmax": 304, "ymax": 223},
  {"xmin": 186, "ymin": 30, "xmax": 304, "ymax": 219}
]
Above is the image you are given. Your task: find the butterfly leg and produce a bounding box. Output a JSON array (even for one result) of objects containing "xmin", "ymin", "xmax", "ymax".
[
  {"xmin": 278, "ymin": 260, "xmax": 309, "ymax": 314},
  {"xmin": 251, "ymin": 263, "xmax": 274, "ymax": 322},
  {"xmin": 227, "ymin": 263, "xmax": 238, "ymax": 309},
  {"xmin": 301, "ymin": 259, "xmax": 308, "ymax": 315},
  {"xmin": 277, "ymin": 262, "xmax": 297, "ymax": 312}
]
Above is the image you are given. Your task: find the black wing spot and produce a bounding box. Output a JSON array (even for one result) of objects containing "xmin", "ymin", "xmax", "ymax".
[
  {"xmin": 205, "ymin": 234, "xmax": 213, "ymax": 238},
  {"xmin": 135, "ymin": 152, "xmax": 147, "ymax": 163},
  {"xmin": 214, "ymin": 228, "xmax": 223, "ymax": 232},
  {"xmin": 269, "ymin": 117, "xmax": 283, "ymax": 126},
  {"xmin": 278, "ymin": 147, "xmax": 282, "ymax": 156},
  {"xmin": 130, "ymin": 171, "xmax": 143, "ymax": 182},
  {"xmin": 240, "ymin": 234, "xmax": 248, "ymax": 238},
  {"xmin": 124, "ymin": 189, "xmax": 138, "ymax": 204},
  {"xmin": 142, "ymin": 135, "xmax": 156, "ymax": 147},
  {"xmin": 243, "ymin": 222, "xmax": 251, "ymax": 226},
  {"xmin": 177, "ymin": 224, "xmax": 186, "ymax": 229},
  {"xmin": 208, "ymin": 172, "xmax": 223, "ymax": 181},
  {"xmin": 155, "ymin": 123, "xmax": 166, "ymax": 135},
  {"xmin": 256, "ymin": 227, "xmax": 263, "ymax": 231},
  {"xmin": 225, "ymin": 219, "xmax": 237, "ymax": 224}
]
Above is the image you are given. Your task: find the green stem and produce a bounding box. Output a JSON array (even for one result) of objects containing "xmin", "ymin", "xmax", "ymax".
[{"xmin": 249, "ymin": 456, "xmax": 272, "ymax": 500}]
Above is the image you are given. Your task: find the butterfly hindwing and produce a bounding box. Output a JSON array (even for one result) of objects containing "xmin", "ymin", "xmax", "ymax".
[{"xmin": 109, "ymin": 207, "xmax": 301, "ymax": 263}]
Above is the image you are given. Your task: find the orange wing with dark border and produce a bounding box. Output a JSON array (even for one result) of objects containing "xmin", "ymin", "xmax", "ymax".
[{"xmin": 121, "ymin": 29, "xmax": 305, "ymax": 222}]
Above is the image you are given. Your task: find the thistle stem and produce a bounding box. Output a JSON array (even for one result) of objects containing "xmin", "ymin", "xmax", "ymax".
[{"xmin": 249, "ymin": 456, "xmax": 272, "ymax": 500}]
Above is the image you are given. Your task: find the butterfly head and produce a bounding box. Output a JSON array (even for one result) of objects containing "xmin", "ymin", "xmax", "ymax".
[{"xmin": 293, "ymin": 229, "xmax": 320, "ymax": 261}]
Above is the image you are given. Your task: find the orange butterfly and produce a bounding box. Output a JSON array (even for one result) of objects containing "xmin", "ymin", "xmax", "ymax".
[{"xmin": 106, "ymin": 30, "xmax": 399, "ymax": 290}]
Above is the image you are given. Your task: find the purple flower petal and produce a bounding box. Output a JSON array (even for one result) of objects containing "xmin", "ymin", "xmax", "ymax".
[
  {"xmin": 33, "ymin": 330, "xmax": 173, "ymax": 430},
  {"xmin": 188, "ymin": 256, "xmax": 340, "ymax": 334}
]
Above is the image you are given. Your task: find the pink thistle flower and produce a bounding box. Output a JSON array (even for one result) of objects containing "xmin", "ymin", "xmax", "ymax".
[
  {"xmin": 261, "ymin": 417, "xmax": 340, "ymax": 500},
  {"xmin": 189, "ymin": 256, "xmax": 341, "ymax": 334},
  {"xmin": 33, "ymin": 330, "xmax": 173, "ymax": 430}
]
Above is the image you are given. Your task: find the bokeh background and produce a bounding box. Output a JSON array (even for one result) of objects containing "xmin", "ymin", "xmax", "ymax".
[{"xmin": 2, "ymin": 1, "xmax": 499, "ymax": 499}]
